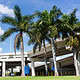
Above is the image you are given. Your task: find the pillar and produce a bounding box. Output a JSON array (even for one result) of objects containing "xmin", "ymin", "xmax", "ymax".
[
  {"xmin": 2, "ymin": 61, "xmax": 6, "ymax": 77},
  {"xmin": 31, "ymin": 61, "xmax": 35, "ymax": 76}
]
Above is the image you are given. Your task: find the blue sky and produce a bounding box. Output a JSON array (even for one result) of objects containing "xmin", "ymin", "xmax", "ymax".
[{"xmin": 0, "ymin": 0, "xmax": 80, "ymax": 53}]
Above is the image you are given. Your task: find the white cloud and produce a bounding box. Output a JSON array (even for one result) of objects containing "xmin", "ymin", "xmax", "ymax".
[
  {"xmin": 0, "ymin": 4, "xmax": 14, "ymax": 17},
  {"xmin": 0, "ymin": 27, "xmax": 4, "ymax": 36},
  {"xmin": 0, "ymin": 48, "xmax": 2, "ymax": 52}
]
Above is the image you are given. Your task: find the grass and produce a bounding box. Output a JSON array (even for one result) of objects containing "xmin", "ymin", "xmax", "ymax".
[{"xmin": 0, "ymin": 76, "xmax": 79, "ymax": 80}]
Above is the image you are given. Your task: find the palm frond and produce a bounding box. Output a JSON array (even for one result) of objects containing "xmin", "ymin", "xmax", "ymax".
[
  {"xmin": 50, "ymin": 5, "xmax": 62, "ymax": 22},
  {"xmin": 49, "ymin": 25, "xmax": 58, "ymax": 38},
  {"xmin": 22, "ymin": 16, "xmax": 32, "ymax": 22},
  {"xmin": 14, "ymin": 5, "xmax": 22, "ymax": 22},
  {"xmin": 1, "ymin": 16, "xmax": 17, "ymax": 26},
  {"xmin": 69, "ymin": 8, "xmax": 78, "ymax": 25},
  {"xmin": 0, "ymin": 28, "xmax": 17, "ymax": 41},
  {"xmin": 65, "ymin": 36, "xmax": 79, "ymax": 50}
]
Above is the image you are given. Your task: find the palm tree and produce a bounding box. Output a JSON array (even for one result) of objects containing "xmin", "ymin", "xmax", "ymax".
[
  {"xmin": 28, "ymin": 6, "xmax": 62, "ymax": 76},
  {"xmin": 60, "ymin": 9, "xmax": 80, "ymax": 76},
  {"xmin": 66, "ymin": 36, "xmax": 80, "ymax": 76},
  {"xmin": 49, "ymin": 6, "xmax": 62, "ymax": 76},
  {"xmin": 28, "ymin": 18, "xmax": 51, "ymax": 76},
  {"xmin": 0, "ymin": 5, "xmax": 33, "ymax": 76},
  {"xmin": 36, "ymin": 6, "xmax": 62, "ymax": 76}
]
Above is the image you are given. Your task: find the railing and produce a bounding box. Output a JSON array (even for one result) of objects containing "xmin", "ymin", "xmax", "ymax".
[
  {"xmin": 35, "ymin": 68, "xmax": 75, "ymax": 76},
  {"xmin": 58, "ymin": 68, "xmax": 75, "ymax": 76}
]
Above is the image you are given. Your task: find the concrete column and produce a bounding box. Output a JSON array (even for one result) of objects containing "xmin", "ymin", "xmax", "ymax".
[
  {"xmin": 2, "ymin": 61, "xmax": 6, "ymax": 77},
  {"xmin": 31, "ymin": 61, "xmax": 35, "ymax": 76}
]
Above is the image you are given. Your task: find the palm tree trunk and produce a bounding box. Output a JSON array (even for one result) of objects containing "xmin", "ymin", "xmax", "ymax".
[
  {"xmin": 44, "ymin": 59, "xmax": 48, "ymax": 76},
  {"xmin": 43, "ymin": 41, "xmax": 48, "ymax": 76},
  {"xmin": 77, "ymin": 53, "xmax": 80, "ymax": 76},
  {"xmin": 51, "ymin": 38, "xmax": 59, "ymax": 76},
  {"xmin": 20, "ymin": 33, "xmax": 25, "ymax": 76},
  {"xmin": 31, "ymin": 61, "xmax": 35, "ymax": 76},
  {"xmin": 73, "ymin": 49, "xmax": 79, "ymax": 76}
]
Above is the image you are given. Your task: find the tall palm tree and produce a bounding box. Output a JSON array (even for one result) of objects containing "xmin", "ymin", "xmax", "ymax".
[
  {"xmin": 60, "ymin": 9, "xmax": 80, "ymax": 76},
  {"xmin": 28, "ymin": 6, "xmax": 62, "ymax": 76},
  {"xmin": 49, "ymin": 6, "xmax": 62, "ymax": 76},
  {"xmin": 28, "ymin": 18, "xmax": 51, "ymax": 75},
  {"xmin": 37, "ymin": 6, "xmax": 62, "ymax": 76},
  {"xmin": 0, "ymin": 5, "xmax": 33, "ymax": 76},
  {"xmin": 66, "ymin": 36, "xmax": 80, "ymax": 76}
]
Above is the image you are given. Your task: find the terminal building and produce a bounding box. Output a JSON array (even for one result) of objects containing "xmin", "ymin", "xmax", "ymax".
[{"xmin": 0, "ymin": 39, "xmax": 75, "ymax": 77}]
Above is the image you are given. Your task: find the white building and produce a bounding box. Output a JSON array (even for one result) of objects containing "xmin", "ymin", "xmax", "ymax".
[{"xmin": 0, "ymin": 40, "xmax": 75, "ymax": 77}]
